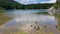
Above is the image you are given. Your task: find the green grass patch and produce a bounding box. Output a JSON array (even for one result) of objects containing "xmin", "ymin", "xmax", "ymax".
[
  {"xmin": 0, "ymin": 9, "xmax": 5, "ymax": 13},
  {"xmin": 3, "ymin": 32, "xmax": 27, "ymax": 34},
  {"xmin": 54, "ymin": 14, "xmax": 60, "ymax": 29}
]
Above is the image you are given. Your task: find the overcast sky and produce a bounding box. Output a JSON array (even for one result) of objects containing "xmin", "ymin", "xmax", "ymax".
[{"xmin": 14, "ymin": 0, "xmax": 57, "ymax": 5}]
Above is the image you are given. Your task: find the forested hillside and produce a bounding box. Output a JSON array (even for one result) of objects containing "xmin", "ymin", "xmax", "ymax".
[
  {"xmin": 0, "ymin": 0, "xmax": 23, "ymax": 9},
  {"xmin": 0, "ymin": 0, "xmax": 54, "ymax": 9},
  {"xmin": 24, "ymin": 3, "xmax": 54, "ymax": 9}
]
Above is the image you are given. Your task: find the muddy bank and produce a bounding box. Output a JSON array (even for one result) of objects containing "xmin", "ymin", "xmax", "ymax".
[{"xmin": 0, "ymin": 13, "xmax": 12, "ymax": 25}]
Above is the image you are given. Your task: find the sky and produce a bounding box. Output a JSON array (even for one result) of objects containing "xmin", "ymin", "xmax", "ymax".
[{"xmin": 14, "ymin": 0, "xmax": 57, "ymax": 5}]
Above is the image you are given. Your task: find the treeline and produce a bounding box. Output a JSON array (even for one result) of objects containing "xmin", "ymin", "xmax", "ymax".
[
  {"xmin": 53, "ymin": 0, "xmax": 60, "ymax": 9},
  {"xmin": 0, "ymin": 0, "xmax": 23, "ymax": 9},
  {"xmin": 24, "ymin": 4, "xmax": 54, "ymax": 9},
  {"xmin": 0, "ymin": 0, "xmax": 54, "ymax": 9}
]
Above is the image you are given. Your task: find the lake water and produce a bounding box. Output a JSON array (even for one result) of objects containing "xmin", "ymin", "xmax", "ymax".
[
  {"xmin": 4, "ymin": 10, "xmax": 57, "ymax": 27},
  {"xmin": 0, "ymin": 9, "xmax": 60, "ymax": 34}
]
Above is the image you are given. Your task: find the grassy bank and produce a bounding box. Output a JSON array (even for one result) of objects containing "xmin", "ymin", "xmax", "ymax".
[
  {"xmin": 0, "ymin": 10, "xmax": 11, "ymax": 25},
  {"xmin": 54, "ymin": 14, "xmax": 60, "ymax": 29},
  {"xmin": 1, "ymin": 30, "xmax": 54, "ymax": 34}
]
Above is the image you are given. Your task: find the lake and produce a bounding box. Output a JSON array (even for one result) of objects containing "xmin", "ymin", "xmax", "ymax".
[{"xmin": 0, "ymin": 9, "xmax": 60, "ymax": 34}]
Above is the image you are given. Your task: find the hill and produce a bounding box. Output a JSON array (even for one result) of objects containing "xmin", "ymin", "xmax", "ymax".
[
  {"xmin": 0, "ymin": 0, "xmax": 23, "ymax": 9},
  {"xmin": 0, "ymin": 0, "xmax": 54, "ymax": 9}
]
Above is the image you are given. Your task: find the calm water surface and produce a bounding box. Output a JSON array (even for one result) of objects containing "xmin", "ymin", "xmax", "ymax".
[
  {"xmin": 4, "ymin": 10, "xmax": 57, "ymax": 27},
  {"xmin": 0, "ymin": 10, "xmax": 60, "ymax": 34}
]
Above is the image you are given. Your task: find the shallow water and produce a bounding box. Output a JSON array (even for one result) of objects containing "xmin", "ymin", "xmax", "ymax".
[
  {"xmin": 4, "ymin": 10, "xmax": 57, "ymax": 27},
  {"xmin": 0, "ymin": 9, "xmax": 60, "ymax": 34}
]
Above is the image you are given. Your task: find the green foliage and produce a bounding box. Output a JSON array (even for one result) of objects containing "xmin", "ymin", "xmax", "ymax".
[
  {"xmin": 0, "ymin": 9, "xmax": 5, "ymax": 13},
  {"xmin": 0, "ymin": 0, "xmax": 54, "ymax": 9},
  {"xmin": 53, "ymin": 0, "xmax": 60, "ymax": 9},
  {"xmin": 24, "ymin": 3, "xmax": 53, "ymax": 9},
  {"xmin": 0, "ymin": 0, "xmax": 23, "ymax": 9},
  {"xmin": 1, "ymin": 0, "xmax": 60, "ymax": 9}
]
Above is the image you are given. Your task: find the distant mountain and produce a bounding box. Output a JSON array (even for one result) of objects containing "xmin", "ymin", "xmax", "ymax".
[{"xmin": 0, "ymin": 0, "xmax": 54, "ymax": 9}]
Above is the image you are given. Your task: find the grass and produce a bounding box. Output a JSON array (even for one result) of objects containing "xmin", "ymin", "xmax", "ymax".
[
  {"xmin": 3, "ymin": 32, "xmax": 27, "ymax": 34},
  {"xmin": 54, "ymin": 14, "xmax": 60, "ymax": 29},
  {"xmin": 0, "ymin": 10, "xmax": 12, "ymax": 25},
  {"xmin": 2, "ymin": 30, "xmax": 55, "ymax": 34}
]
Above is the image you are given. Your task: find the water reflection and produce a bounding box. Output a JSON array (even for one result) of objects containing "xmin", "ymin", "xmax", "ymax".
[
  {"xmin": 3, "ymin": 10, "xmax": 57, "ymax": 29},
  {"xmin": 0, "ymin": 10, "xmax": 59, "ymax": 34}
]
